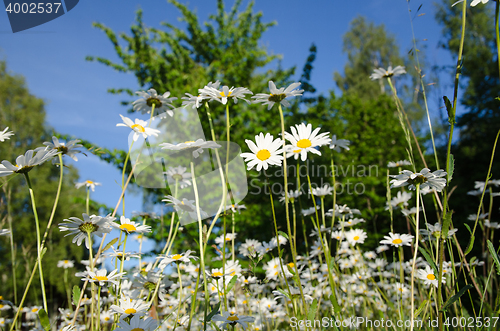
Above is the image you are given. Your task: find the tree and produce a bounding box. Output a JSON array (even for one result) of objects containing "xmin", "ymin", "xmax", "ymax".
[{"xmin": 0, "ymin": 60, "xmax": 88, "ymax": 309}]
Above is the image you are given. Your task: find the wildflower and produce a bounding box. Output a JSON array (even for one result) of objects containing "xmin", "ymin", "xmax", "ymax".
[
  {"xmin": 181, "ymin": 93, "xmax": 205, "ymax": 109},
  {"xmin": 160, "ymin": 139, "xmax": 221, "ymax": 158},
  {"xmin": 100, "ymin": 310, "xmax": 113, "ymax": 324},
  {"xmin": 284, "ymin": 123, "xmax": 331, "ymax": 161},
  {"xmin": 390, "ymin": 168, "xmax": 447, "ymax": 192},
  {"xmin": 58, "ymin": 214, "xmax": 114, "ymax": 249},
  {"xmin": 0, "ymin": 229, "xmax": 10, "ymax": 236},
  {"xmin": 116, "ymin": 115, "xmax": 161, "ymax": 142},
  {"xmin": 302, "ymin": 206, "xmax": 320, "ymax": 216},
  {"xmin": 199, "ymin": 85, "xmax": 252, "ymax": 104},
  {"xmin": 239, "ymin": 239, "xmax": 263, "ymax": 258},
  {"xmin": 386, "ymin": 191, "xmax": 412, "ymax": 210},
  {"xmin": 133, "ymin": 88, "xmax": 176, "ymax": 117},
  {"xmin": 0, "ymin": 149, "xmax": 59, "ymax": 177},
  {"xmin": 163, "ymin": 195, "xmax": 208, "ymax": 220},
  {"xmin": 107, "ymin": 247, "xmax": 141, "ymax": 263},
  {"xmin": 328, "ymin": 204, "xmax": 361, "ymax": 218},
  {"xmin": 109, "ymin": 296, "xmax": 150, "ymax": 319},
  {"xmin": 310, "ymin": 184, "xmax": 333, "ymax": 197},
  {"xmin": 240, "ymin": 133, "xmax": 283, "ymax": 171},
  {"xmin": 252, "ymin": 81, "xmax": 304, "ymax": 110},
  {"xmin": 279, "ymin": 190, "xmax": 302, "ymax": 203},
  {"xmin": 157, "ymin": 250, "xmax": 197, "ymax": 269},
  {"xmin": 376, "ymin": 245, "xmax": 389, "ymax": 253},
  {"xmin": 115, "ymin": 315, "xmax": 158, "ymax": 331},
  {"xmin": 164, "ymin": 165, "xmax": 192, "ymax": 189},
  {"xmin": 345, "ymin": 229, "xmax": 367, "ymax": 245},
  {"xmin": 370, "ymin": 65, "xmax": 406, "ymax": 80},
  {"xmin": 330, "ymin": 135, "xmax": 350, "ymax": 152},
  {"xmin": 388, "ymin": 160, "xmax": 412, "ymax": 168},
  {"xmin": 83, "ymin": 268, "xmax": 125, "ymax": 286},
  {"xmin": 112, "ymin": 216, "xmax": 152, "ymax": 234},
  {"xmin": 212, "ymin": 311, "xmax": 254, "ymax": 330},
  {"xmin": 331, "ymin": 230, "xmax": 344, "ymax": 241},
  {"xmin": 36, "ymin": 136, "xmax": 83, "ymax": 162},
  {"xmin": 379, "ymin": 232, "xmax": 414, "ymax": 247},
  {"xmin": 75, "ymin": 180, "xmax": 101, "ymax": 192},
  {"xmin": 57, "ymin": 260, "xmax": 74, "ymax": 269},
  {"xmin": 471, "ymin": 0, "xmax": 489, "ymax": 6},
  {"xmin": 225, "ymin": 202, "xmax": 247, "ymax": 213},
  {"xmin": 402, "ymin": 207, "xmax": 418, "ymax": 216},
  {"xmin": 420, "ymin": 222, "xmax": 458, "ymax": 241},
  {"xmin": 215, "ymin": 233, "xmax": 237, "ymax": 246},
  {"xmin": 0, "ymin": 127, "xmax": 14, "ymax": 142},
  {"xmin": 416, "ymin": 265, "xmax": 444, "ymax": 288}
]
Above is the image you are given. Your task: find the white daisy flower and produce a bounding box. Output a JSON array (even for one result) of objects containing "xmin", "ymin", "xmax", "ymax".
[
  {"xmin": 164, "ymin": 165, "xmax": 192, "ymax": 189},
  {"xmin": 331, "ymin": 230, "xmax": 344, "ymax": 241},
  {"xmin": 379, "ymin": 232, "xmax": 414, "ymax": 247},
  {"xmin": 0, "ymin": 149, "xmax": 59, "ymax": 177},
  {"xmin": 132, "ymin": 88, "xmax": 177, "ymax": 117},
  {"xmin": 75, "ymin": 180, "xmax": 101, "ymax": 192},
  {"xmin": 420, "ymin": 222, "xmax": 458, "ymax": 241},
  {"xmin": 199, "ymin": 85, "xmax": 253, "ymax": 104},
  {"xmin": 279, "ymin": 189, "xmax": 302, "ymax": 203},
  {"xmin": 215, "ymin": 233, "xmax": 237, "ymax": 246},
  {"xmin": 376, "ymin": 245, "xmax": 389, "ymax": 253},
  {"xmin": 0, "ymin": 127, "xmax": 14, "ymax": 142},
  {"xmin": 35, "ymin": 136, "xmax": 83, "ymax": 162},
  {"xmin": 238, "ymin": 239, "xmax": 262, "ymax": 258},
  {"xmin": 387, "ymin": 160, "xmax": 412, "ymax": 168},
  {"xmin": 386, "ymin": 191, "xmax": 412, "ymax": 210},
  {"xmin": 212, "ymin": 311, "xmax": 255, "ymax": 330},
  {"xmin": 156, "ymin": 250, "xmax": 197, "ymax": 269},
  {"xmin": 330, "ymin": 135, "xmax": 350, "ymax": 152},
  {"xmin": 57, "ymin": 260, "xmax": 74, "ymax": 269},
  {"xmin": 58, "ymin": 214, "xmax": 114, "ymax": 249},
  {"xmin": 160, "ymin": 139, "xmax": 221, "ymax": 158},
  {"xmin": 369, "ymin": 65, "xmax": 406, "ymax": 80},
  {"xmin": 115, "ymin": 315, "xmax": 158, "ymax": 331},
  {"xmin": 0, "ymin": 229, "xmax": 11, "ymax": 236},
  {"xmin": 284, "ymin": 123, "xmax": 331, "ymax": 161},
  {"xmin": 112, "ymin": 216, "xmax": 152, "ymax": 234},
  {"xmin": 109, "ymin": 296, "xmax": 150, "ymax": 319},
  {"xmin": 471, "ymin": 0, "xmax": 489, "ymax": 6},
  {"xmin": 240, "ymin": 132, "xmax": 283, "ymax": 171},
  {"xmin": 116, "ymin": 115, "xmax": 161, "ymax": 142},
  {"xmin": 252, "ymin": 81, "xmax": 304, "ymax": 110},
  {"xmin": 301, "ymin": 206, "xmax": 320, "ymax": 216},
  {"xmin": 83, "ymin": 268, "xmax": 125, "ymax": 287},
  {"xmin": 309, "ymin": 184, "xmax": 333, "ymax": 197},
  {"xmin": 345, "ymin": 229, "xmax": 367, "ymax": 246},
  {"xmin": 225, "ymin": 202, "xmax": 247, "ymax": 213},
  {"xmin": 416, "ymin": 265, "xmax": 444, "ymax": 288},
  {"xmin": 181, "ymin": 93, "xmax": 206, "ymax": 109},
  {"xmin": 390, "ymin": 168, "xmax": 447, "ymax": 192},
  {"xmin": 163, "ymin": 195, "xmax": 208, "ymax": 220}
]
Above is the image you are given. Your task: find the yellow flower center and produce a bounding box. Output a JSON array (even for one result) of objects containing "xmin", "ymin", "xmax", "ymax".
[
  {"xmin": 93, "ymin": 276, "xmax": 108, "ymax": 281},
  {"xmin": 287, "ymin": 263, "xmax": 294, "ymax": 268},
  {"xmin": 32, "ymin": 308, "xmax": 39, "ymax": 313},
  {"xmin": 353, "ymin": 236, "xmax": 360, "ymax": 241},
  {"xmin": 64, "ymin": 260, "xmax": 69, "ymax": 263},
  {"xmin": 297, "ymin": 139, "xmax": 312, "ymax": 148},
  {"xmin": 172, "ymin": 254, "xmax": 182, "ymax": 260},
  {"xmin": 220, "ymin": 91, "xmax": 232, "ymax": 97},
  {"xmin": 256, "ymin": 149, "xmax": 271, "ymax": 161},
  {"xmin": 105, "ymin": 317, "xmax": 110, "ymax": 321},
  {"xmin": 184, "ymin": 141, "xmax": 195, "ymax": 144},
  {"xmin": 392, "ymin": 239, "xmax": 403, "ymax": 244},
  {"xmin": 225, "ymin": 237, "xmax": 231, "ymax": 241},
  {"xmin": 120, "ymin": 223, "xmax": 137, "ymax": 233},
  {"xmin": 293, "ymin": 149, "xmax": 301, "ymax": 153},
  {"xmin": 0, "ymin": 296, "xmax": 3, "ymax": 300},
  {"xmin": 131, "ymin": 329, "xmax": 144, "ymax": 331},
  {"xmin": 86, "ymin": 180, "xmax": 94, "ymax": 184},
  {"xmin": 124, "ymin": 308, "xmax": 137, "ymax": 314},
  {"xmin": 427, "ymin": 274, "xmax": 436, "ymax": 280},
  {"xmin": 131, "ymin": 124, "xmax": 145, "ymax": 133},
  {"xmin": 227, "ymin": 316, "xmax": 239, "ymax": 321},
  {"xmin": 212, "ymin": 272, "xmax": 223, "ymax": 277}
]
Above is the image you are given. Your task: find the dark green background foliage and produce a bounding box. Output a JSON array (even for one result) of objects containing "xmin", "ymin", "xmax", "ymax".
[{"xmin": 0, "ymin": 61, "xmax": 89, "ymax": 309}]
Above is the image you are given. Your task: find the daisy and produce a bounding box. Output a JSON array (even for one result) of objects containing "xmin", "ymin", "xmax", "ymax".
[
  {"xmin": 420, "ymin": 222, "xmax": 458, "ymax": 241},
  {"xmin": 75, "ymin": 180, "xmax": 101, "ymax": 192},
  {"xmin": 240, "ymin": 133, "xmax": 283, "ymax": 171},
  {"xmin": 109, "ymin": 296, "xmax": 150, "ymax": 319},
  {"xmin": 471, "ymin": 0, "xmax": 489, "ymax": 6},
  {"xmin": 239, "ymin": 239, "xmax": 263, "ymax": 258},
  {"xmin": 379, "ymin": 232, "xmax": 414, "ymax": 247},
  {"xmin": 212, "ymin": 311, "xmax": 255, "ymax": 330},
  {"xmin": 0, "ymin": 229, "xmax": 10, "ymax": 236},
  {"xmin": 376, "ymin": 245, "xmax": 389, "ymax": 253},
  {"xmin": 416, "ymin": 265, "xmax": 444, "ymax": 288},
  {"xmin": 330, "ymin": 135, "xmax": 350, "ymax": 152},
  {"xmin": 164, "ymin": 165, "xmax": 192, "ymax": 189},
  {"xmin": 58, "ymin": 214, "xmax": 114, "ymax": 249},
  {"xmin": 160, "ymin": 139, "xmax": 221, "ymax": 158},
  {"xmin": 387, "ymin": 160, "xmax": 412, "ymax": 168},
  {"xmin": 302, "ymin": 206, "xmax": 320, "ymax": 216},
  {"xmin": 369, "ymin": 65, "xmax": 406, "ymax": 80},
  {"xmin": 0, "ymin": 149, "xmax": 59, "ymax": 177},
  {"xmin": 390, "ymin": 168, "xmax": 447, "ymax": 192},
  {"xmin": 83, "ymin": 268, "xmax": 125, "ymax": 286},
  {"xmin": 345, "ymin": 229, "xmax": 367, "ymax": 246},
  {"xmin": 0, "ymin": 127, "xmax": 14, "ymax": 142},
  {"xmin": 225, "ymin": 202, "xmax": 247, "ymax": 213},
  {"xmin": 115, "ymin": 315, "xmax": 158, "ymax": 331},
  {"xmin": 116, "ymin": 115, "xmax": 161, "ymax": 142},
  {"xmin": 284, "ymin": 123, "xmax": 331, "ymax": 161},
  {"xmin": 112, "ymin": 216, "xmax": 151, "ymax": 234},
  {"xmin": 132, "ymin": 88, "xmax": 176, "ymax": 117},
  {"xmin": 215, "ymin": 233, "xmax": 237, "ymax": 246},
  {"xmin": 279, "ymin": 189, "xmax": 302, "ymax": 203},
  {"xmin": 36, "ymin": 136, "xmax": 83, "ymax": 162},
  {"xmin": 57, "ymin": 260, "xmax": 74, "ymax": 269},
  {"xmin": 163, "ymin": 195, "xmax": 208, "ymax": 220},
  {"xmin": 199, "ymin": 85, "xmax": 253, "ymax": 104},
  {"xmin": 181, "ymin": 93, "xmax": 205, "ymax": 109},
  {"xmin": 252, "ymin": 81, "xmax": 304, "ymax": 110},
  {"xmin": 310, "ymin": 184, "xmax": 333, "ymax": 197},
  {"xmin": 156, "ymin": 250, "xmax": 197, "ymax": 269},
  {"xmin": 386, "ymin": 191, "xmax": 412, "ymax": 210},
  {"xmin": 331, "ymin": 230, "xmax": 344, "ymax": 241}
]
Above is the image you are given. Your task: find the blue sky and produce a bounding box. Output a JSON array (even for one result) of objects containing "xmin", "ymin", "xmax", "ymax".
[{"xmin": 0, "ymin": 0, "xmax": 455, "ymax": 261}]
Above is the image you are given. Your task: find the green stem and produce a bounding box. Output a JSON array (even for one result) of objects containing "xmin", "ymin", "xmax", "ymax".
[
  {"xmin": 410, "ymin": 184, "xmax": 420, "ymax": 331},
  {"xmin": 121, "ymin": 141, "xmax": 135, "ymax": 216},
  {"xmin": 4, "ymin": 184, "xmax": 17, "ymax": 304},
  {"xmin": 24, "ymin": 173, "xmax": 48, "ymax": 312},
  {"xmin": 496, "ymin": 0, "xmax": 500, "ymax": 80},
  {"xmin": 87, "ymin": 232, "xmax": 95, "ymax": 331},
  {"xmin": 41, "ymin": 154, "xmax": 64, "ymax": 249}
]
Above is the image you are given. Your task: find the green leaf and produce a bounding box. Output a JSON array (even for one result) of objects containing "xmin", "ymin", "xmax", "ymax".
[
  {"xmin": 277, "ymin": 231, "xmax": 289, "ymax": 240},
  {"xmin": 329, "ymin": 294, "xmax": 341, "ymax": 314},
  {"xmin": 205, "ymin": 302, "xmax": 221, "ymax": 322},
  {"xmin": 72, "ymin": 285, "xmax": 81, "ymax": 306},
  {"xmin": 464, "ymin": 223, "xmax": 472, "ymax": 234},
  {"xmin": 487, "ymin": 240, "xmax": 500, "ymax": 275},
  {"xmin": 307, "ymin": 299, "xmax": 318, "ymax": 322},
  {"xmin": 447, "ymin": 154, "xmax": 454, "ymax": 183},
  {"xmin": 38, "ymin": 309, "xmax": 51, "ymax": 331},
  {"xmin": 418, "ymin": 247, "xmax": 438, "ymax": 276},
  {"xmin": 441, "ymin": 285, "xmax": 473, "ymax": 312},
  {"xmin": 225, "ymin": 275, "xmax": 238, "ymax": 294},
  {"xmin": 276, "ymin": 288, "xmax": 290, "ymax": 300},
  {"xmin": 414, "ymin": 300, "xmax": 427, "ymax": 318},
  {"xmin": 443, "ymin": 96, "xmax": 455, "ymax": 124},
  {"xmin": 103, "ymin": 238, "xmax": 118, "ymax": 252},
  {"xmin": 465, "ymin": 235, "xmax": 475, "ymax": 255},
  {"xmin": 441, "ymin": 212, "xmax": 452, "ymax": 240},
  {"xmin": 40, "ymin": 247, "xmax": 47, "ymax": 259}
]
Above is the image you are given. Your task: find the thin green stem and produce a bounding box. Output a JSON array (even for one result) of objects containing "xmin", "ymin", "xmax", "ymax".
[
  {"xmin": 410, "ymin": 184, "xmax": 420, "ymax": 331},
  {"xmin": 41, "ymin": 154, "xmax": 64, "ymax": 248}
]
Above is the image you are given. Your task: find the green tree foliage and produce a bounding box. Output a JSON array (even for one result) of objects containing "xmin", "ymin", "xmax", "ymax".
[
  {"xmin": 0, "ymin": 61, "xmax": 87, "ymax": 309},
  {"xmin": 435, "ymin": 0, "xmax": 500, "ymax": 241}
]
